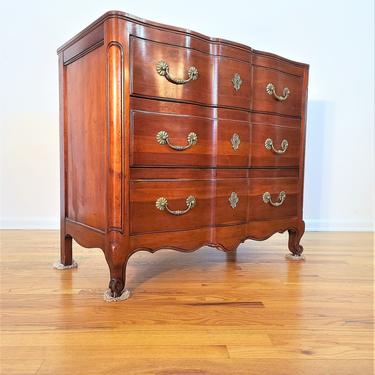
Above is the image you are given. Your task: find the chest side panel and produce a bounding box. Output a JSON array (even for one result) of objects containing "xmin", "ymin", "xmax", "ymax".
[{"xmin": 65, "ymin": 46, "xmax": 106, "ymax": 231}]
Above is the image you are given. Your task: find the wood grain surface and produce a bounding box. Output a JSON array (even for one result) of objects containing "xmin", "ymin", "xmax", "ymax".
[
  {"xmin": 65, "ymin": 45, "xmax": 107, "ymax": 232},
  {"xmin": 1, "ymin": 230, "xmax": 373, "ymax": 375}
]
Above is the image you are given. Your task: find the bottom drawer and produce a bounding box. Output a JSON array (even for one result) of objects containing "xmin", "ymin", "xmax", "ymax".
[
  {"xmin": 130, "ymin": 170, "xmax": 300, "ymax": 235},
  {"xmin": 248, "ymin": 176, "xmax": 299, "ymax": 221},
  {"xmin": 130, "ymin": 178, "xmax": 248, "ymax": 235}
]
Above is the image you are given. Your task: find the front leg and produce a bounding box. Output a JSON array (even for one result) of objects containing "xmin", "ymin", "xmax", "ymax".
[
  {"xmin": 286, "ymin": 221, "xmax": 305, "ymax": 261},
  {"xmin": 104, "ymin": 240, "xmax": 131, "ymax": 301}
]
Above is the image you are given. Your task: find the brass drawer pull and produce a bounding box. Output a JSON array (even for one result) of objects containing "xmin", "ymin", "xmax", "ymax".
[
  {"xmin": 156, "ymin": 130, "xmax": 198, "ymax": 151},
  {"xmin": 156, "ymin": 195, "xmax": 196, "ymax": 216},
  {"xmin": 262, "ymin": 191, "xmax": 286, "ymax": 207},
  {"xmin": 156, "ymin": 60, "xmax": 199, "ymax": 84},
  {"xmin": 265, "ymin": 138, "xmax": 288, "ymax": 154},
  {"xmin": 266, "ymin": 83, "xmax": 290, "ymax": 101},
  {"xmin": 229, "ymin": 192, "xmax": 239, "ymax": 209}
]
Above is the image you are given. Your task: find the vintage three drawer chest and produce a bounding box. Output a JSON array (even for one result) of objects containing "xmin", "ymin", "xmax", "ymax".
[{"xmin": 57, "ymin": 11, "xmax": 309, "ymax": 300}]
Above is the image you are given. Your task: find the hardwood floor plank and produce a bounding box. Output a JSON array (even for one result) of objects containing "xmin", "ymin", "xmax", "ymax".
[
  {"xmin": 1, "ymin": 345, "xmax": 230, "ymax": 360},
  {"xmin": 34, "ymin": 359, "xmax": 374, "ymax": 375},
  {"xmin": 1, "ymin": 331, "xmax": 271, "ymax": 347}
]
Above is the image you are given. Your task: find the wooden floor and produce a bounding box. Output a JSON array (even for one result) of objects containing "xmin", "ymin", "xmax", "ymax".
[{"xmin": 0, "ymin": 231, "xmax": 373, "ymax": 375}]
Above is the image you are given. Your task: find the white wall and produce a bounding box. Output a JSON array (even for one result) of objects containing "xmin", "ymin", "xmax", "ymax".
[{"xmin": 0, "ymin": 0, "xmax": 374, "ymax": 231}]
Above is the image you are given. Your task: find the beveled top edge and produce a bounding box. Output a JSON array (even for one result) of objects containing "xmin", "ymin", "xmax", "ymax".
[{"xmin": 57, "ymin": 10, "xmax": 309, "ymax": 68}]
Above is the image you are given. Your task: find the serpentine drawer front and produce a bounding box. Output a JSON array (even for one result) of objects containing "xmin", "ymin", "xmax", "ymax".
[
  {"xmin": 248, "ymin": 176, "xmax": 299, "ymax": 221},
  {"xmin": 58, "ymin": 11, "xmax": 309, "ymax": 299},
  {"xmin": 252, "ymin": 65, "xmax": 304, "ymax": 117},
  {"xmin": 251, "ymin": 122, "xmax": 301, "ymax": 167},
  {"xmin": 130, "ymin": 36, "xmax": 252, "ymax": 108},
  {"xmin": 130, "ymin": 108, "xmax": 250, "ymax": 167},
  {"xmin": 130, "ymin": 177, "xmax": 248, "ymax": 234}
]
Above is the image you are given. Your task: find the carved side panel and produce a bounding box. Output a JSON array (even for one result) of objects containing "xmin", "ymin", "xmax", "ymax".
[{"xmin": 106, "ymin": 42, "xmax": 124, "ymax": 232}]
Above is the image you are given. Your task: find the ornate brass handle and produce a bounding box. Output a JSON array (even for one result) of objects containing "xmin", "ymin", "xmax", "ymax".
[
  {"xmin": 156, "ymin": 60, "xmax": 199, "ymax": 84},
  {"xmin": 262, "ymin": 191, "xmax": 286, "ymax": 207},
  {"xmin": 156, "ymin": 130, "xmax": 198, "ymax": 151},
  {"xmin": 265, "ymin": 138, "xmax": 288, "ymax": 154},
  {"xmin": 266, "ymin": 83, "xmax": 290, "ymax": 101},
  {"xmin": 155, "ymin": 195, "xmax": 196, "ymax": 216}
]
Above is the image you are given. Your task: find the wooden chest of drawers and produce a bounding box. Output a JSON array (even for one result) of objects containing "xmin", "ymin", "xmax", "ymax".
[{"xmin": 57, "ymin": 11, "xmax": 309, "ymax": 299}]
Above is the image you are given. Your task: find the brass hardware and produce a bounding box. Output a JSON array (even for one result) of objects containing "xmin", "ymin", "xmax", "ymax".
[
  {"xmin": 231, "ymin": 133, "xmax": 240, "ymax": 151},
  {"xmin": 266, "ymin": 83, "xmax": 290, "ymax": 101},
  {"xmin": 229, "ymin": 192, "xmax": 239, "ymax": 209},
  {"xmin": 231, "ymin": 73, "xmax": 242, "ymax": 91},
  {"xmin": 265, "ymin": 138, "xmax": 288, "ymax": 154},
  {"xmin": 155, "ymin": 195, "xmax": 196, "ymax": 216},
  {"xmin": 262, "ymin": 191, "xmax": 286, "ymax": 207},
  {"xmin": 156, "ymin": 130, "xmax": 198, "ymax": 151},
  {"xmin": 156, "ymin": 60, "xmax": 199, "ymax": 84}
]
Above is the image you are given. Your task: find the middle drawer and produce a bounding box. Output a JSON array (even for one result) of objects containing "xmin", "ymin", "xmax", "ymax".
[
  {"xmin": 130, "ymin": 109, "xmax": 250, "ymax": 167},
  {"xmin": 130, "ymin": 105, "xmax": 301, "ymax": 168}
]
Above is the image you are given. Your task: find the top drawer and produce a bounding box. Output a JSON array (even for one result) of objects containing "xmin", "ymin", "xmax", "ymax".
[
  {"xmin": 130, "ymin": 37, "xmax": 251, "ymax": 109},
  {"xmin": 252, "ymin": 66, "xmax": 303, "ymax": 117}
]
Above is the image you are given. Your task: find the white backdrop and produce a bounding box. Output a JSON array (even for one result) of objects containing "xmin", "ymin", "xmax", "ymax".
[{"xmin": 0, "ymin": 0, "xmax": 374, "ymax": 230}]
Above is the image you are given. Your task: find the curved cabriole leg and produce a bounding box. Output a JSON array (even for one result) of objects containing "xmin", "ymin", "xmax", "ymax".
[
  {"xmin": 286, "ymin": 221, "xmax": 306, "ymax": 261},
  {"xmin": 104, "ymin": 241, "xmax": 131, "ymax": 302}
]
